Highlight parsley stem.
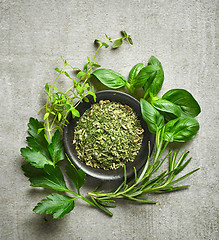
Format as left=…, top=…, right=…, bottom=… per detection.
left=65, top=189, right=96, bottom=207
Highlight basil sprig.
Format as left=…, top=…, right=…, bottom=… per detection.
left=92, top=55, right=164, bottom=98
left=92, top=55, right=201, bottom=142
left=150, top=97, right=182, bottom=120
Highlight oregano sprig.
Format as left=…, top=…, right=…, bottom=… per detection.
left=21, top=31, right=134, bottom=218
left=39, top=31, right=133, bottom=142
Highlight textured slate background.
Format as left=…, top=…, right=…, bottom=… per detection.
left=0, top=0, right=218, bottom=239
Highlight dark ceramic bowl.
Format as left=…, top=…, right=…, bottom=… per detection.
left=63, top=90, right=154, bottom=181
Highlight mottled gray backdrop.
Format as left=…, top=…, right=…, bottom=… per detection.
left=0, top=0, right=218, bottom=239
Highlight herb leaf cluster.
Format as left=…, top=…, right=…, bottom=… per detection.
left=22, top=118, right=97, bottom=219
left=21, top=31, right=201, bottom=218
left=91, top=56, right=164, bottom=96
left=40, top=31, right=133, bottom=142
left=21, top=118, right=64, bottom=168
left=91, top=55, right=201, bottom=142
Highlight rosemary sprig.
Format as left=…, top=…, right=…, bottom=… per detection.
left=88, top=129, right=199, bottom=215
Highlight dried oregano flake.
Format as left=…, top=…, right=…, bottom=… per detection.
left=73, top=100, right=144, bottom=170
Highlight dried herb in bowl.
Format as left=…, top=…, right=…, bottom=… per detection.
left=73, top=100, right=144, bottom=170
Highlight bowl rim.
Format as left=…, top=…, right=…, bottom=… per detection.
left=63, top=90, right=154, bottom=182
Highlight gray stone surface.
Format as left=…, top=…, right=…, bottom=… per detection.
left=0, top=0, right=218, bottom=239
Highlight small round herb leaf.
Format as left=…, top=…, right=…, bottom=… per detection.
left=112, top=39, right=123, bottom=48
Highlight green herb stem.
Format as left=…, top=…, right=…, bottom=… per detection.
left=65, top=189, right=96, bottom=207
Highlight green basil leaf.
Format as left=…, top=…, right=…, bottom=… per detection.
left=134, top=65, right=159, bottom=88
left=162, top=89, right=201, bottom=117
left=33, top=193, right=75, bottom=219
left=142, top=72, right=156, bottom=94
left=164, top=118, right=200, bottom=142
left=92, top=69, right=127, bottom=89
left=140, top=98, right=164, bottom=134
left=112, top=39, right=123, bottom=48
left=144, top=56, right=164, bottom=96
left=151, top=97, right=182, bottom=120
left=128, top=63, right=144, bottom=85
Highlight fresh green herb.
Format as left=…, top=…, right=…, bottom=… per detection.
left=21, top=118, right=64, bottom=168
left=88, top=93, right=200, bottom=215
left=21, top=31, right=201, bottom=219
left=143, top=56, right=164, bottom=97
left=111, top=30, right=133, bottom=48
left=73, top=100, right=144, bottom=170
left=33, top=193, right=75, bottom=219
left=40, top=31, right=133, bottom=142
left=91, top=54, right=201, bottom=140
left=163, top=117, right=200, bottom=142
left=92, top=55, right=164, bottom=98
left=150, top=96, right=182, bottom=121
left=128, top=63, right=144, bottom=90
left=162, top=89, right=201, bottom=118
left=21, top=31, right=134, bottom=218
left=140, top=98, right=164, bottom=134
left=21, top=119, right=98, bottom=219
left=91, top=69, right=127, bottom=89
left=88, top=129, right=199, bottom=214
